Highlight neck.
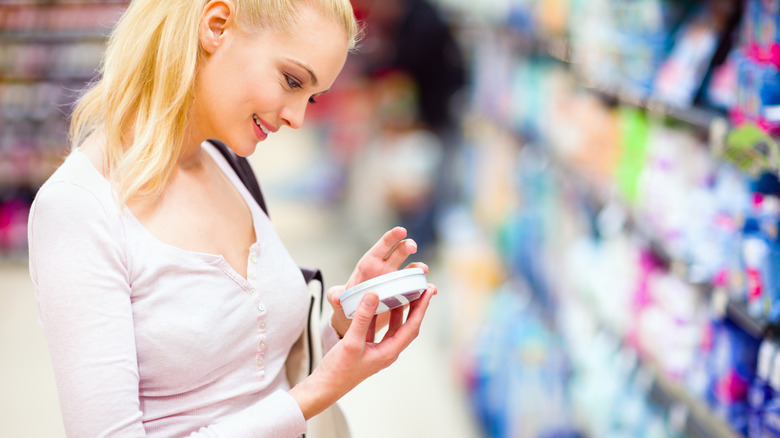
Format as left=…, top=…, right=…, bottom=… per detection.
left=178, top=139, right=205, bottom=169
left=179, top=107, right=209, bottom=169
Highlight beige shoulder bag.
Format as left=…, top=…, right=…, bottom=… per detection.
left=286, top=268, right=351, bottom=438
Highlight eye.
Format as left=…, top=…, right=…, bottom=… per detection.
left=285, top=75, right=302, bottom=90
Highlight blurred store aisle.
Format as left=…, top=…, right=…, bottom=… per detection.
left=0, top=262, right=64, bottom=437
left=252, top=128, right=482, bottom=438
left=0, top=127, right=480, bottom=438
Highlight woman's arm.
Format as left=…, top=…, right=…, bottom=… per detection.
left=29, top=181, right=146, bottom=437
left=303, top=227, right=437, bottom=419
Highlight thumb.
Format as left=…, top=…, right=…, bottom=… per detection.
left=345, top=292, right=379, bottom=342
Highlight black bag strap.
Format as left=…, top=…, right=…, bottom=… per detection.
left=208, top=139, right=269, bottom=217
left=300, top=266, right=325, bottom=315
left=207, top=139, right=324, bottom=299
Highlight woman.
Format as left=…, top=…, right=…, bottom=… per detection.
left=26, top=0, right=435, bottom=436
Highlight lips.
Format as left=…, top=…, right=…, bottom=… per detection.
left=252, top=114, right=271, bottom=140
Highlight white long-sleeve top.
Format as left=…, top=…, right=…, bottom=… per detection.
left=28, top=142, right=340, bottom=437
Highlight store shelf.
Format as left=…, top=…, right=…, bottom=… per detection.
left=544, top=145, right=693, bottom=279
left=725, top=300, right=776, bottom=340
left=448, top=0, right=772, bottom=436
left=509, top=32, right=573, bottom=64
left=587, top=81, right=729, bottom=135
left=508, top=33, right=731, bottom=146
left=0, top=30, right=110, bottom=43
left=563, top=263, right=742, bottom=438
left=0, top=0, right=126, bottom=5
left=649, top=371, right=739, bottom=438
left=0, top=0, right=127, bottom=256
left=0, top=73, right=97, bottom=83
left=544, top=143, right=773, bottom=359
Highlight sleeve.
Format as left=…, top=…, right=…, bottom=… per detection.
left=28, top=181, right=145, bottom=437
left=201, top=391, right=306, bottom=438
left=321, top=312, right=342, bottom=355
left=28, top=181, right=307, bottom=438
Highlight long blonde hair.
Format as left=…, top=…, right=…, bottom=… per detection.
left=69, top=0, right=360, bottom=204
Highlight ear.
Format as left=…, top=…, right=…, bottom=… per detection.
left=199, top=0, right=233, bottom=55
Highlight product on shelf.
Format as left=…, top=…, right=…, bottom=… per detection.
left=653, top=0, right=736, bottom=107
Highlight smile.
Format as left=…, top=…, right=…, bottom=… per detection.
left=253, top=114, right=270, bottom=136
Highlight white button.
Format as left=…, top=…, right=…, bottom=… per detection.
left=259, top=341, right=266, bottom=349
left=257, top=303, right=265, bottom=312
left=249, top=287, right=257, bottom=296
left=249, top=254, right=258, bottom=264
left=248, top=272, right=256, bottom=280
left=256, top=358, right=264, bottom=367
left=260, top=322, right=266, bottom=329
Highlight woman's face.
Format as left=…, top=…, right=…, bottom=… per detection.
left=193, top=3, right=350, bottom=156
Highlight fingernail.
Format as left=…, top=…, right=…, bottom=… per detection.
left=407, top=240, right=417, bottom=252
left=362, top=293, right=378, bottom=307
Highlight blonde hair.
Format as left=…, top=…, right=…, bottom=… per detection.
left=69, top=0, right=360, bottom=204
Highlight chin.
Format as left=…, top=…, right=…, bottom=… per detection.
left=232, top=141, right=259, bottom=158
left=212, top=137, right=256, bottom=158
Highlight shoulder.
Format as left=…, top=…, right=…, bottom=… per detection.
left=28, top=151, right=129, bottom=281
left=30, top=151, right=122, bottom=233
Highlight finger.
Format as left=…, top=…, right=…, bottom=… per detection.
left=405, top=286, right=436, bottom=328
left=404, top=262, right=429, bottom=274
left=367, top=227, right=408, bottom=261
left=382, top=306, right=405, bottom=340
left=382, top=238, right=418, bottom=269
left=408, top=285, right=436, bottom=314
left=366, top=315, right=377, bottom=343
left=327, top=285, right=346, bottom=308
left=378, top=287, right=434, bottom=350
left=344, top=292, right=379, bottom=344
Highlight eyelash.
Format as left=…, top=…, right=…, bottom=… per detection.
left=285, top=75, right=317, bottom=104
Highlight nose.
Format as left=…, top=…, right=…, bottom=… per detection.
left=280, top=99, right=307, bottom=130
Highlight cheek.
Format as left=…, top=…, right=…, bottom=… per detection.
left=248, top=83, right=288, bottom=114
left=202, top=54, right=284, bottom=118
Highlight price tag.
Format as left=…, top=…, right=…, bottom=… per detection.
left=710, top=287, right=729, bottom=319
left=708, top=117, right=728, bottom=157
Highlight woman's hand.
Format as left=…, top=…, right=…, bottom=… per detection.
left=290, top=283, right=436, bottom=420
left=327, top=227, right=429, bottom=338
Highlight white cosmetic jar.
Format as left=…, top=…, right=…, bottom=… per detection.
left=339, top=268, right=428, bottom=319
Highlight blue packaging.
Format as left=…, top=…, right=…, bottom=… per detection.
left=707, top=320, right=761, bottom=435
left=762, top=219, right=780, bottom=322
left=761, top=347, right=780, bottom=435
left=759, top=66, right=780, bottom=130
left=734, top=2, right=780, bottom=132
left=740, top=0, right=758, bottom=49
left=742, top=218, right=770, bottom=317
left=748, top=340, right=776, bottom=436
left=757, top=0, right=780, bottom=55
left=735, top=54, right=763, bottom=123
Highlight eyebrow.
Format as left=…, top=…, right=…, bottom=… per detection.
left=289, top=58, right=318, bottom=86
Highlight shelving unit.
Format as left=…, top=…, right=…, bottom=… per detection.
left=649, top=370, right=739, bottom=438
left=436, top=0, right=780, bottom=437
left=0, top=0, right=127, bottom=257
left=543, top=85, right=780, bottom=345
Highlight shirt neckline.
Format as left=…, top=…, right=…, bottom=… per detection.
left=69, top=143, right=264, bottom=289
